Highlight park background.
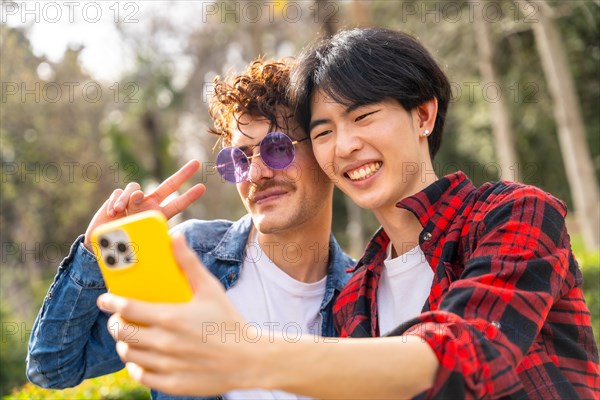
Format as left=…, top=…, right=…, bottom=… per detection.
left=1, top=0, right=599, bottom=398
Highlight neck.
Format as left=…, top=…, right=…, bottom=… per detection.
left=256, top=212, right=332, bottom=283
left=372, top=167, right=437, bottom=257
left=373, top=206, right=422, bottom=257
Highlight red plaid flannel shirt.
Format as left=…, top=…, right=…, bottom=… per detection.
left=334, top=171, right=599, bottom=399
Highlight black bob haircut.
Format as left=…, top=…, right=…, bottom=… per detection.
left=289, top=27, right=452, bottom=160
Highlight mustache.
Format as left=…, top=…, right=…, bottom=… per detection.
left=248, top=179, right=296, bottom=202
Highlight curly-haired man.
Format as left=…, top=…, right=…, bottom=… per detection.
left=27, top=58, right=353, bottom=400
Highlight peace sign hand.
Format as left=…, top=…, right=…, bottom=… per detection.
left=83, top=160, right=206, bottom=250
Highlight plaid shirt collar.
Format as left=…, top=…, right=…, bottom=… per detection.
left=348, top=171, right=475, bottom=274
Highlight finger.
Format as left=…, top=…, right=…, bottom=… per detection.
left=107, top=189, right=124, bottom=217
left=126, top=364, right=181, bottom=396
left=116, top=341, right=193, bottom=373
left=98, top=293, right=180, bottom=328
left=129, top=190, right=145, bottom=209
left=162, top=183, right=206, bottom=219
left=126, top=364, right=210, bottom=397
left=113, top=182, right=142, bottom=213
left=107, top=314, right=171, bottom=349
left=107, top=313, right=145, bottom=343
left=84, top=198, right=111, bottom=247
left=151, top=160, right=201, bottom=203
left=171, top=234, right=221, bottom=296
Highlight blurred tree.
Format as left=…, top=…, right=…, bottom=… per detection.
left=473, top=1, right=518, bottom=181
left=1, top=25, right=114, bottom=311
left=514, top=0, right=599, bottom=251
left=108, top=22, right=186, bottom=184
left=1, top=24, right=114, bottom=394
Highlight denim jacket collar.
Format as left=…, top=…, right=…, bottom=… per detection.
left=208, top=214, right=253, bottom=263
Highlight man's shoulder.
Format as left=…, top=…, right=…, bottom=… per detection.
left=170, top=216, right=250, bottom=253
left=472, top=180, right=567, bottom=216
left=462, top=180, right=569, bottom=244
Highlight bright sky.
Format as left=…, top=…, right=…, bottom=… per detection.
left=3, top=1, right=207, bottom=82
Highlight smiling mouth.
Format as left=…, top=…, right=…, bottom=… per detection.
left=345, top=162, right=383, bottom=181
left=252, top=189, right=289, bottom=204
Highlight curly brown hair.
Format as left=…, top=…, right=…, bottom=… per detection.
left=208, top=57, right=297, bottom=147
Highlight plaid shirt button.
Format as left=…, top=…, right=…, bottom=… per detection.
left=491, top=321, right=501, bottom=329
left=422, top=232, right=432, bottom=241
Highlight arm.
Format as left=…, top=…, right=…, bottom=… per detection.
left=26, top=236, right=122, bottom=388
left=258, top=334, right=437, bottom=399
left=98, top=235, right=438, bottom=398
left=27, top=160, right=205, bottom=388
left=99, top=186, right=585, bottom=399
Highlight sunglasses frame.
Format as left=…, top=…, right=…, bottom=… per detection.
left=216, top=131, right=309, bottom=183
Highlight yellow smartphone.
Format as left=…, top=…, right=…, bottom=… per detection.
left=90, top=210, right=193, bottom=303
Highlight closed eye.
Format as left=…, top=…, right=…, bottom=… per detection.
left=355, top=110, right=379, bottom=122
left=313, top=130, right=332, bottom=139
left=238, top=144, right=259, bottom=157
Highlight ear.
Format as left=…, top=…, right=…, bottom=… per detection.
left=414, top=98, right=438, bottom=135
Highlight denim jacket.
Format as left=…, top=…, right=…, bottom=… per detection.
left=26, top=214, right=353, bottom=400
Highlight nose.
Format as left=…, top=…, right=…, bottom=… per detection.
left=335, top=127, right=363, bottom=158
left=247, top=153, right=274, bottom=183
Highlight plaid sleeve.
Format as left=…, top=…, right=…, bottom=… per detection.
left=389, top=186, right=594, bottom=398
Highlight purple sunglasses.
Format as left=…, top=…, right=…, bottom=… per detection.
left=216, top=132, right=309, bottom=183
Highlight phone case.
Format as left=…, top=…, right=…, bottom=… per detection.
left=91, top=210, right=193, bottom=303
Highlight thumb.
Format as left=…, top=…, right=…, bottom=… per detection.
left=171, top=233, right=223, bottom=297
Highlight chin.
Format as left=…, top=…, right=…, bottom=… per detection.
left=339, top=189, right=377, bottom=210
left=353, top=194, right=389, bottom=211
left=252, top=215, right=291, bottom=234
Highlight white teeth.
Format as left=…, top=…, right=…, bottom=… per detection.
left=347, top=162, right=382, bottom=181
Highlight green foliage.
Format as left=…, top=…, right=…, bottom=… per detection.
left=104, top=123, right=151, bottom=183
left=572, top=235, right=600, bottom=345
left=583, top=263, right=600, bottom=346
left=0, top=307, right=28, bottom=396
left=4, top=370, right=149, bottom=400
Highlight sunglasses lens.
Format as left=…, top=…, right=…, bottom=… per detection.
left=216, top=147, right=249, bottom=183
left=260, top=132, right=295, bottom=170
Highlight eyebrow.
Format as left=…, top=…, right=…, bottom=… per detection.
left=308, top=102, right=365, bottom=132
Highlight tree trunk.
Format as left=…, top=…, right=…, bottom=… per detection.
left=515, top=0, right=599, bottom=250
left=142, top=110, right=166, bottom=181
left=473, top=2, right=519, bottom=181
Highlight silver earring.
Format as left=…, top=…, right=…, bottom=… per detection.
left=423, top=129, right=431, bottom=137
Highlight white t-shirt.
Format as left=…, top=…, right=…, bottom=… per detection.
left=224, top=234, right=327, bottom=400
left=377, top=244, right=434, bottom=336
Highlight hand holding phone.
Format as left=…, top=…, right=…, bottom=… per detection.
left=91, top=210, right=193, bottom=303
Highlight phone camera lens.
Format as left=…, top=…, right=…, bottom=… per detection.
left=106, top=255, right=116, bottom=266
left=100, top=238, right=109, bottom=248
left=117, top=242, right=127, bottom=253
